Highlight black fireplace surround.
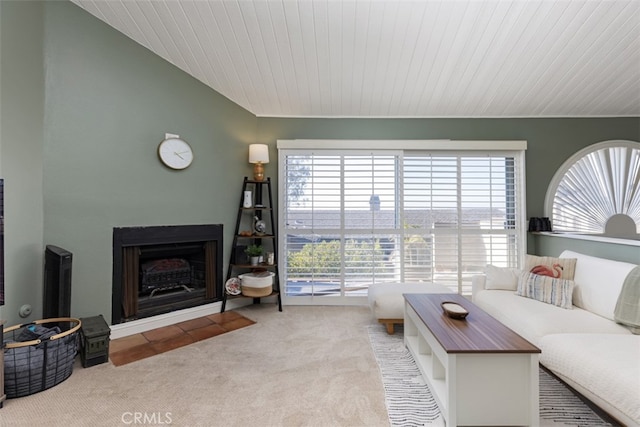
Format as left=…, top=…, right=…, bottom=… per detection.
left=112, top=224, right=223, bottom=325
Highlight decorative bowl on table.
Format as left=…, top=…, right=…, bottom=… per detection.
left=441, top=301, right=469, bottom=320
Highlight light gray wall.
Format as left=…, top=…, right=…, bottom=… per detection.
left=0, top=1, right=45, bottom=324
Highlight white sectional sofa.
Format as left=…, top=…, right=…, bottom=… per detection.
left=472, top=250, right=640, bottom=426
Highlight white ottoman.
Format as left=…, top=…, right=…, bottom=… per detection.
left=368, top=282, right=453, bottom=334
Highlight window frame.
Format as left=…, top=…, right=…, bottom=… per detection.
left=544, top=139, right=640, bottom=235
left=278, top=139, right=528, bottom=306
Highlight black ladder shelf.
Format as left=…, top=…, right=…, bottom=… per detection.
left=221, top=177, right=282, bottom=312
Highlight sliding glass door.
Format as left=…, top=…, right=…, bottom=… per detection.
left=279, top=141, right=525, bottom=305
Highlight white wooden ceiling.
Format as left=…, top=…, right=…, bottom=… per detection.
left=71, top=0, right=640, bottom=118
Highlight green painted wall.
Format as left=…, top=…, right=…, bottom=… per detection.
left=1, top=1, right=257, bottom=325
left=0, top=1, right=45, bottom=324
left=531, top=234, right=639, bottom=264
left=41, top=2, right=257, bottom=324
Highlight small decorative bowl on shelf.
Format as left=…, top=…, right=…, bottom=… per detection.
left=225, top=278, right=242, bottom=295
left=441, top=301, right=469, bottom=320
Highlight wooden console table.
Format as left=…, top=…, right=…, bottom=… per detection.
left=404, top=294, right=540, bottom=426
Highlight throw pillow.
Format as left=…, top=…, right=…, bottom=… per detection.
left=484, top=265, right=520, bottom=290
left=524, top=255, right=577, bottom=280
left=614, top=265, right=640, bottom=334
left=516, top=271, right=575, bottom=309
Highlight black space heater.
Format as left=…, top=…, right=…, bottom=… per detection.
left=43, top=245, right=73, bottom=318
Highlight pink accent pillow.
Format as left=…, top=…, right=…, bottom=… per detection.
left=524, top=255, right=577, bottom=280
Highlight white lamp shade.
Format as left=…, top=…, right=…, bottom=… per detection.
left=249, top=144, right=269, bottom=164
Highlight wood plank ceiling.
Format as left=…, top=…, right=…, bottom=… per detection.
left=71, top=0, right=640, bottom=118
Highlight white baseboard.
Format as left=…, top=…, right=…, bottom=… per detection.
left=109, top=298, right=255, bottom=340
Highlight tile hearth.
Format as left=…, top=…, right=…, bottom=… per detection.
left=109, top=311, right=255, bottom=366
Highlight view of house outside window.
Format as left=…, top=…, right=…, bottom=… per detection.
left=279, top=143, right=526, bottom=304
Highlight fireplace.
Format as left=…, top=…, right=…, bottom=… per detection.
left=112, top=224, right=223, bottom=324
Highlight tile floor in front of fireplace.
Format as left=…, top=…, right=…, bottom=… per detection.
left=108, top=311, right=255, bottom=366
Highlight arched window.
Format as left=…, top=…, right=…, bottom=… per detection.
left=545, top=140, right=640, bottom=238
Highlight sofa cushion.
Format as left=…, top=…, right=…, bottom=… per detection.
left=560, top=250, right=638, bottom=321
left=540, top=334, right=640, bottom=426
left=516, top=271, right=575, bottom=309
left=524, top=254, right=577, bottom=279
left=473, top=289, right=631, bottom=346
left=484, top=265, right=520, bottom=290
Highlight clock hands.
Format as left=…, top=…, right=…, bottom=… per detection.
left=173, top=150, right=190, bottom=160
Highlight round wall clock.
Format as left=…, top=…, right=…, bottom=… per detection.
left=157, top=137, right=194, bottom=170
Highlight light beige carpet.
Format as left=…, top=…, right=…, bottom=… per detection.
left=1, top=305, right=389, bottom=427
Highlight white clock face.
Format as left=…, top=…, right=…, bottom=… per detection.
left=158, top=138, right=194, bottom=170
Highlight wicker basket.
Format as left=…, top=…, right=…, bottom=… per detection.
left=3, top=317, right=81, bottom=398
left=239, top=272, right=274, bottom=297
left=241, top=286, right=273, bottom=297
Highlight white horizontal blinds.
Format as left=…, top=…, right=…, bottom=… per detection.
left=343, top=155, right=399, bottom=288
left=284, top=154, right=342, bottom=296
left=343, top=155, right=397, bottom=229
left=404, top=156, right=458, bottom=290
left=403, top=156, right=455, bottom=284
left=281, top=142, right=525, bottom=300
left=460, top=156, right=519, bottom=291
left=283, top=152, right=401, bottom=298
left=404, top=154, right=520, bottom=293
left=553, top=146, right=640, bottom=233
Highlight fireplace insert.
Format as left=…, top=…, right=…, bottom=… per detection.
left=112, top=224, right=223, bottom=324
left=140, top=258, right=192, bottom=295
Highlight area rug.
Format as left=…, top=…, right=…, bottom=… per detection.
left=368, top=325, right=613, bottom=427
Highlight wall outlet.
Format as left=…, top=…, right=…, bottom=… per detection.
left=19, top=304, right=32, bottom=318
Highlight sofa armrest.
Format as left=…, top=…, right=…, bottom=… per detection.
left=471, top=274, right=487, bottom=302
